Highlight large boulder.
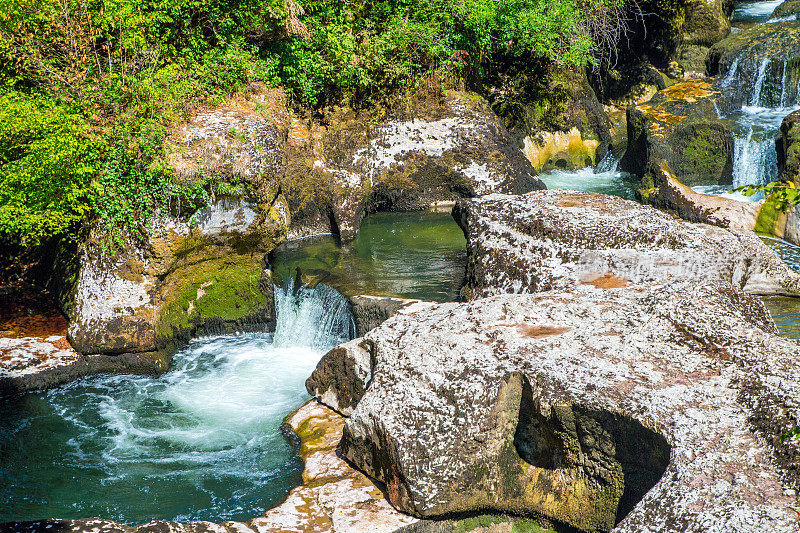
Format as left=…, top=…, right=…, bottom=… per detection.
left=311, top=91, right=544, bottom=241
left=620, top=80, right=734, bottom=191
left=67, top=196, right=287, bottom=356
left=308, top=281, right=800, bottom=532
left=452, top=190, right=800, bottom=300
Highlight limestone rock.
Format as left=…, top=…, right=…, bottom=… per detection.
left=251, top=401, right=418, bottom=533
left=642, top=162, right=763, bottom=230
left=315, top=92, right=544, bottom=241
left=310, top=282, right=800, bottom=531
left=68, top=197, right=286, bottom=356
left=348, top=295, right=423, bottom=337
left=453, top=190, right=800, bottom=300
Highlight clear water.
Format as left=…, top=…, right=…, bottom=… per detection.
left=538, top=167, right=637, bottom=200
left=0, top=282, right=353, bottom=524
left=271, top=209, right=467, bottom=302
left=762, top=237, right=800, bottom=338
left=732, top=0, right=783, bottom=23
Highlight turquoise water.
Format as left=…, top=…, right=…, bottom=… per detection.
left=762, top=237, right=800, bottom=338
left=537, top=166, right=637, bottom=200
left=0, top=283, right=352, bottom=524
left=271, top=209, right=467, bottom=302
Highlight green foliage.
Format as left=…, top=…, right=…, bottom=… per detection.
left=734, top=181, right=800, bottom=211
left=0, top=0, right=629, bottom=245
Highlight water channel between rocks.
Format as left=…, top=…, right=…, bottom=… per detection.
left=0, top=209, right=468, bottom=525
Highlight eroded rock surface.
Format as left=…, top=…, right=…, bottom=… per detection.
left=68, top=197, right=286, bottom=356
left=453, top=189, right=800, bottom=300
left=309, top=282, right=800, bottom=532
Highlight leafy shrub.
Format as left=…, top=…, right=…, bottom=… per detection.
left=0, top=0, right=630, bottom=245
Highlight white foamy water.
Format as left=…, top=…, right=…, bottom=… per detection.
left=539, top=163, right=635, bottom=200
left=732, top=0, right=783, bottom=23
left=1, top=280, right=354, bottom=523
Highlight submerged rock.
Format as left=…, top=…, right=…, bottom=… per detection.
left=309, top=282, right=800, bottom=532
left=453, top=189, right=800, bottom=300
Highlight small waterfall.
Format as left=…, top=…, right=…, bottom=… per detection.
left=595, top=150, right=622, bottom=173
left=780, top=60, right=789, bottom=107
left=720, top=58, right=740, bottom=88
left=750, top=58, right=771, bottom=107
left=732, top=129, right=778, bottom=188
left=273, top=278, right=354, bottom=350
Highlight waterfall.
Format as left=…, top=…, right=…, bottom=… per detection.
left=273, top=278, right=354, bottom=350
left=750, top=57, right=771, bottom=107
left=720, top=58, right=740, bottom=88
left=595, top=150, right=621, bottom=173
left=732, top=128, right=778, bottom=188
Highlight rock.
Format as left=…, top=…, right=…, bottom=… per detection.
left=307, top=301, right=438, bottom=416
left=620, top=80, right=734, bottom=189
left=309, top=282, right=800, bottom=531
left=315, top=91, right=544, bottom=241
left=678, top=0, right=733, bottom=72
left=68, top=197, right=286, bottom=356
left=0, top=401, right=418, bottom=533
left=0, top=336, right=167, bottom=396
left=251, top=401, right=418, bottom=533
left=348, top=295, right=422, bottom=337
left=452, top=189, right=800, bottom=300
left=707, top=22, right=800, bottom=107
left=641, top=162, right=763, bottom=230
left=491, top=68, right=612, bottom=171
left=771, top=0, right=800, bottom=21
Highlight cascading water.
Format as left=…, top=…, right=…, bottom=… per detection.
left=537, top=151, right=637, bottom=199
left=0, top=281, right=353, bottom=524
left=697, top=53, right=800, bottom=200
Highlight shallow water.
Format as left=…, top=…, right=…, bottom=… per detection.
left=271, top=209, right=467, bottom=302
left=762, top=237, right=800, bottom=338
left=0, top=283, right=352, bottom=524
left=538, top=166, right=637, bottom=200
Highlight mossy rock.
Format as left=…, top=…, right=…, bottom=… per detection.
left=771, top=0, right=800, bottom=20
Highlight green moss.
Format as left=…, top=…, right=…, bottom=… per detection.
left=755, top=195, right=783, bottom=235
left=155, top=251, right=267, bottom=343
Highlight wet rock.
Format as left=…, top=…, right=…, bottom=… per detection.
left=641, top=162, right=763, bottom=230
left=770, top=0, right=800, bottom=21
left=620, top=80, right=734, bottom=190
left=309, top=282, right=800, bottom=531
left=251, top=400, right=418, bottom=533
left=707, top=22, right=800, bottom=106
left=453, top=189, right=800, bottom=300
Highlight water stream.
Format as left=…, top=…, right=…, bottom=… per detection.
left=0, top=281, right=353, bottom=524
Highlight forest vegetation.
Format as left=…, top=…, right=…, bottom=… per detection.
left=0, top=0, right=631, bottom=245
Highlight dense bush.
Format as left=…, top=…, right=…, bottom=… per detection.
left=0, top=0, right=628, bottom=245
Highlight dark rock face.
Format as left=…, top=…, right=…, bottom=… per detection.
left=621, top=80, right=733, bottom=190
left=348, top=295, right=421, bottom=337
left=453, top=190, right=800, bottom=300
left=310, top=282, right=800, bottom=532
